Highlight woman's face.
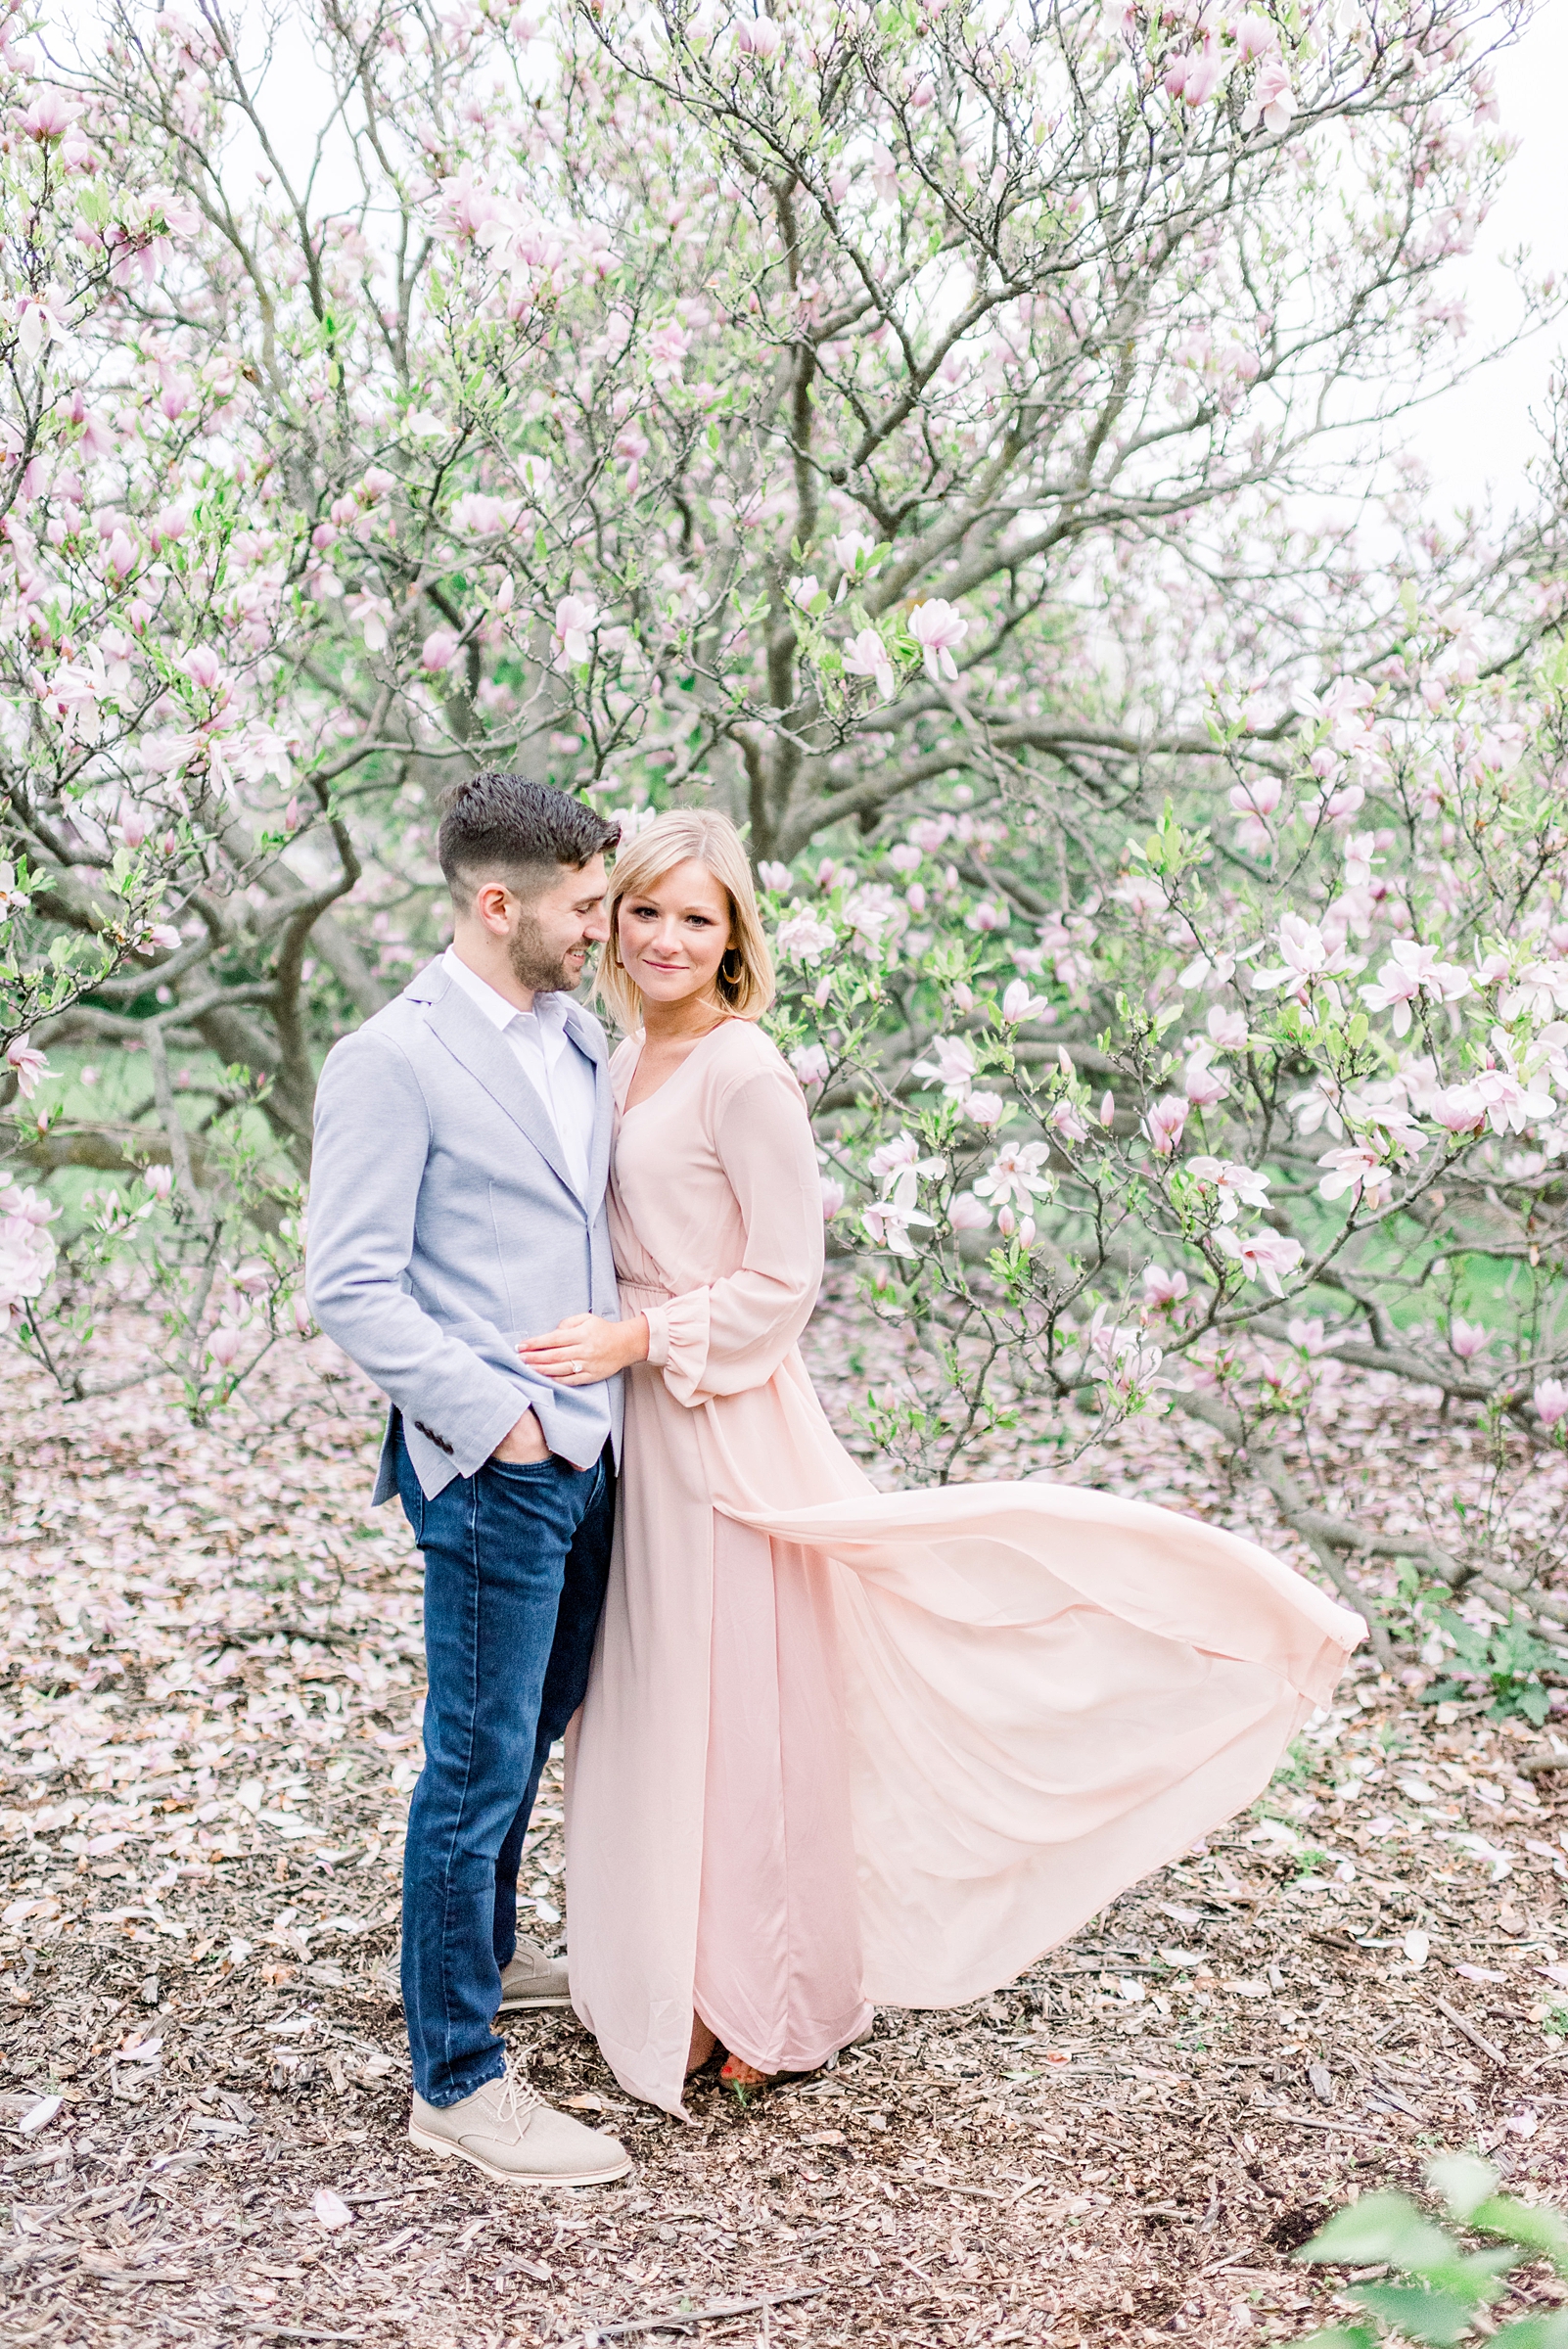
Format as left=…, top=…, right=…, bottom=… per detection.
left=617, top=857, right=734, bottom=1010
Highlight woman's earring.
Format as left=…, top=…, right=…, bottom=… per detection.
left=721, top=947, right=744, bottom=986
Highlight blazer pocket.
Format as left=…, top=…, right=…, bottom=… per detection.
left=488, top=1183, right=517, bottom=1330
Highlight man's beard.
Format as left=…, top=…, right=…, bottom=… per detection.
left=508, top=913, right=585, bottom=998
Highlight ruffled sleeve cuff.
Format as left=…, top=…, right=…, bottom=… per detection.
left=654, top=1287, right=713, bottom=1407
left=641, top=1306, right=670, bottom=1369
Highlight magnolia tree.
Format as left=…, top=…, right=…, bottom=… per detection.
left=4, top=0, right=1568, bottom=1656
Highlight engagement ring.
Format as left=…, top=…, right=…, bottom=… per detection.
left=570, top=1358, right=584, bottom=1374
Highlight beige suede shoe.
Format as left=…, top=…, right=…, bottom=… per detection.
left=409, top=2063, right=630, bottom=2187
left=375, top=1935, right=571, bottom=2010
left=498, top=1940, right=572, bottom=2011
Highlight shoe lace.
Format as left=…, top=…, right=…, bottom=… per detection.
left=494, top=2060, right=548, bottom=2127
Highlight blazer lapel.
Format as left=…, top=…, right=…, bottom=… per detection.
left=565, top=1002, right=614, bottom=1212
left=420, top=963, right=579, bottom=1200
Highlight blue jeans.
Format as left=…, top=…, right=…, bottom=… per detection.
left=394, top=1418, right=614, bottom=2107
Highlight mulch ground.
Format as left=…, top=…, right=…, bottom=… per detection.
left=3, top=1274, right=1567, bottom=2349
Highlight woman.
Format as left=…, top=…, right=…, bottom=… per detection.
left=521, top=809, right=1360, bottom=2119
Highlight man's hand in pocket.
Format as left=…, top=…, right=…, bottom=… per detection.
left=491, top=1408, right=550, bottom=1464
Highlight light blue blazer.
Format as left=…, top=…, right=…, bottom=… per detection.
left=304, top=955, right=623, bottom=1503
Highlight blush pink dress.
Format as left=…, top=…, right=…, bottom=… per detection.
left=565, top=1018, right=1361, bottom=2118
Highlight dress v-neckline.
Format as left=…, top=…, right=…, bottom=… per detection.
left=620, top=1019, right=734, bottom=1115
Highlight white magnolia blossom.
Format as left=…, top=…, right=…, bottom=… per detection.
left=973, top=1140, right=1051, bottom=1213
left=774, top=905, right=838, bottom=964
left=911, top=1034, right=977, bottom=1099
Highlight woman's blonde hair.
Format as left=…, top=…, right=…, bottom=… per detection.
left=597, top=807, right=775, bottom=1032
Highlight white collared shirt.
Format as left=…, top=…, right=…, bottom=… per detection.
left=441, top=946, right=597, bottom=1200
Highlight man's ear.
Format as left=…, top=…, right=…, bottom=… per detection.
left=472, top=880, right=512, bottom=934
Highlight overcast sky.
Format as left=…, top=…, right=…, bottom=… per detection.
left=207, top=1, right=1568, bottom=528
left=1401, top=0, right=1568, bottom=523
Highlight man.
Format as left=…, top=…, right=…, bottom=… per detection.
left=306, top=772, right=629, bottom=2187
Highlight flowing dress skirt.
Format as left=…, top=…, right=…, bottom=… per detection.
left=566, top=1022, right=1363, bottom=2119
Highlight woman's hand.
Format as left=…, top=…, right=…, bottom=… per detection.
left=519, top=1313, right=649, bottom=1387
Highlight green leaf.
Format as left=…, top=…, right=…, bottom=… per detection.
left=1347, top=2282, right=1481, bottom=2344
left=1298, top=2332, right=1377, bottom=2349
left=1298, top=2195, right=1458, bottom=2272
left=1490, top=2318, right=1568, bottom=2348
left=1428, top=2155, right=1499, bottom=2224
left=1472, top=2196, right=1568, bottom=2274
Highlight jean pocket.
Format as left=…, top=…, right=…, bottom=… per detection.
left=399, top=1480, right=426, bottom=1543
left=486, top=1454, right=557, bottom=1481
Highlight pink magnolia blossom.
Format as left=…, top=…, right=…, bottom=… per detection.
left=861, top=1197, right=934, bottom=1256
left=1229, top=775, right=1287, bottom=855
left=180, top=643, right=225, bottom=692
left=1241, top=57, right=1294, bottom=134
left=1228, top=775, right=1282, bottom=819
left=790, top=1044, right=830, bottom=1086
left=1317, top=1144, right=1392, bottom=1210
left=142, top=923, right=182, bottom=953
left=615, top=424, right=649, bottom=493
left=1182, top=1044, right=1228, bottom=1109
left=909, top=816, right=953, bottom=854
left=1143, top=1095, right=1188, bottom=1157
left=965, top=1090, right=1006, bottom=1128
left=775, top=906, right=837, bottom=963
left=1535, top=1378, right=1568, bottom=1428
left=868, top=144, right=899, bottom=207
left=1142, top=1265, right=1189, bottom=1310
left=1175, top=48, right=1224, bottom=106
left=1360, top=938, right=1471, bottom=1035
left=867, top=1131, right=945, bottom=1210
left=23, top=89, right=82, bottom=139
left=1207, top=1005, right=1249, bottom=1050
left=6, top=1037, right=49, bottom=1100
left=1047, top=1098, right=1089, bottom=1145
left=421, top=627, right=459, bottom=672
left=1230, top=13, right=1278, bottom=61
left=1449, top=1317, right=1489, bottom=1360
left=830, top=530, right=876, bottom=575
left=948, top=1191, right=992, bottom=1232
left=1473, top=1051, right=1554, bottom=1136
left=1000, top=978, right=1047, bottom=1024
left=647, top=323, right=690, bottom=383
left=1214, top=1225, right=1305, bottom=1296
left=17, top=286, right=69, bottom=362
left=757, top=861, right=792, bottom=893
left=142, top=1165, right=175, bottom=1201
left=1186, top=1155, right=1271, bottom=1222
left=208, top=1324, right=246, bottom=1368
left=905, top=599, right=968, bottom=684
left=819, top=1176, right=846, bottom=1221
left=347, top=593, right=392, bottom=653
left=735, top=14, right=783, bottom=59
left=0, top=1199, right=57, bottom=1327
left=1429, top=1084, right=1487, bottom=1135
left=843, top=627, right=896, bottom=700
left=974, top=1140, right=1052, bottom=1213
left=911, top=1035, right=976, bottom=1099
left=1254, top=913, right=1358, bottom=1003
left=553, top=594, right=598, bottom=667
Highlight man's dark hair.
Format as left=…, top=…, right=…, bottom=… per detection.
left=438, top=772, right=619, bottom=904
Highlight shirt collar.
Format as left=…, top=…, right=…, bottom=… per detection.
left=442, top=945, right=573, bottom=1041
